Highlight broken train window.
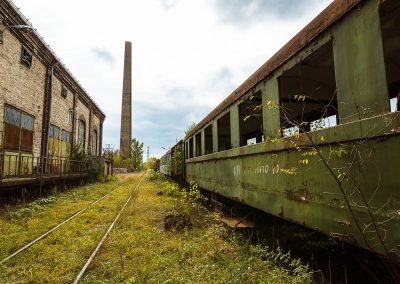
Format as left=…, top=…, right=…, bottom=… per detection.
left=239, top=91, right=263, bottom=146
left=217, top=112, right=231, bottom=151
left=380, top=0, right=400, bottom=112
left=204, top=124, right=213, bottom=154
left=278, top=41, right=338, bottom=137
left=195, top=132, right=201, bottom=156
left=189, top=137, right=194, bottom=158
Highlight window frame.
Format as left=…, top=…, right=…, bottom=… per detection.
left=3, top=105, right=35, bottom=153
left=61, top=84, right=68, bottom=98
left=92, top=129, right=98, bottom=155
left=78, top=119, right=86, bottom=148
left=20, top=45, right=33, bottom=67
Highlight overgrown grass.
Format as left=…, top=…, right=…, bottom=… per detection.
left=0, top=173, right=141, bottom=283
left=0, top=172, right=311, bottom=283
left=81, top=173, right=312, bottom=283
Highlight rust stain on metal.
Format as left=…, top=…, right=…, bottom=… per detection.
left=284, top=187, right=313, bottom=203
left=186, top=0, right=362, bottom=139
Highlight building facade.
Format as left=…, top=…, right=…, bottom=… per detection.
left=0, top=0, right=105, bottom=182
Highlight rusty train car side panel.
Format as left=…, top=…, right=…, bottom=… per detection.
left=182, top=0, right=400, bottom=256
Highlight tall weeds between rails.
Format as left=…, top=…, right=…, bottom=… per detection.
left=144, top=173, right=312, bottom=283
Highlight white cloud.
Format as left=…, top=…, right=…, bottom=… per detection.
left=11, top=0, right=332, bottom=158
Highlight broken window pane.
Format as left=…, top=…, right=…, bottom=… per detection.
left=204, top=125, right=213, bottom=154
left=21, top=45, right=33, bottom=67
left=239, top=91, right=263, bottom=146
left=217, top=112, right=231, bottom=151
left=278, top=41, right=338, bottom=136
left=380, top=0, right=400, bottom=112
left=195, top=132, right=201, bottom=156
left=189, top=137, right=193, bottom=158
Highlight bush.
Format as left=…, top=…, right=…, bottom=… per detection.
left=163, top=181, right=209, bottom=231
left=147, top=170, right=165, bottom=181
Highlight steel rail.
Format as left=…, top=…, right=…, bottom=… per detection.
left=73, top=175, right=145, bottom=284
left=0, top=180, right=130, bottom=264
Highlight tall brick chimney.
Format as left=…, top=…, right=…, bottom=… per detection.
left=120, top=41, right=132, bottom=159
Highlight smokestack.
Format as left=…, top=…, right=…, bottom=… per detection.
left=120, top=41, right=132, bottom=159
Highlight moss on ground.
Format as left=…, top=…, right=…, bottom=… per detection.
left=0, top=173, right=311, bottom=283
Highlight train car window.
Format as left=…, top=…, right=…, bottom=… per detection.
left=239, top=91, right=263, bottom=146
left=217, top=112, right=231, bottom=151
left=189, top=138, right=194, bottom=158
left=278, top=41, right=338, bottom=137
left=380, top=0, right=400, bottom=112
left=185, top=141, right=188, bottom=159
left=195, top=133, right=201, bottom=156
left=205, top=125, right=213, bottom=154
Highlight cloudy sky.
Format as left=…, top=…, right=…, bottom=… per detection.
left=13, top=0, right=332, bottom=158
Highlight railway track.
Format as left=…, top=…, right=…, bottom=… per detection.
left=0, top=173, right=145, bottom=283
left=73, top=175, right=144, bottom=283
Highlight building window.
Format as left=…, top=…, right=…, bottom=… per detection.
left=4, top=105, right=34, bottom=152
left=61, top=84, right=68, bottom=98
left=61, top=130, right=72, bottom=157
left=48, top=125, right=60, bottom=157
left=92, top=130, right=98, bottom=155
left=21, top=45, right=33, bottom=67
left=67, top=110, right=73, bottom=125
left=78, top=120, right=86, bottom=148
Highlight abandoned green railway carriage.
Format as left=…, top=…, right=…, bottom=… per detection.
left=184, top=0, right=400, bottom=255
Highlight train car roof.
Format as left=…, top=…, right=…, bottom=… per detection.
left=185, top=0, right=361, bottom=139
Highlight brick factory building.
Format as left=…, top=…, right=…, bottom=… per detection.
left=0, top=0, right=107, bottom=188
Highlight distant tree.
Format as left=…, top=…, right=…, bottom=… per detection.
left=145, top=157, right=158, bottom=171
left=185, top=122, right=196, bottom=136
left=112, top=149, right=122, bottom=167
left=129, top=138, right=144, bottom=170
left=102, top=144, right=114, bottom=160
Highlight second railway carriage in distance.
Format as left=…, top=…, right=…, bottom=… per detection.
left=181, top=0, right=400, bottom=256
left=160, top=140, right=184, bottom=182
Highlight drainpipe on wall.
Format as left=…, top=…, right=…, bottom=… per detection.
left=88, top=110, right=92, bottom=155
left=71, top=92, right=77, bottom=156
left=99, top=119, right=103, bottom=157
left=41, top=61, right=59, bottom=159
